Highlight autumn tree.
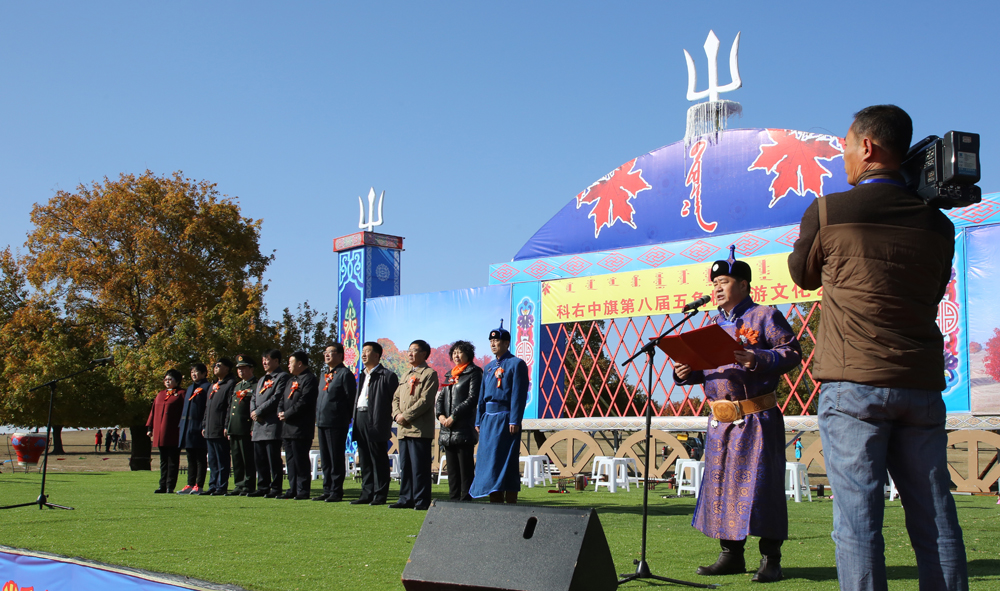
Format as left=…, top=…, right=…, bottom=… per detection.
left=276, top=302, right=336, bottom=365
left=10, top=170, right=272, bottom=468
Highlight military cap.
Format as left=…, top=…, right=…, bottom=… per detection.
left=235, top=354, right=254, bottom=368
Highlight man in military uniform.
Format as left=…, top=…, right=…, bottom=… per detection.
left=227, top=354, right=257, bottom=496
left=315, top=343, right=357, bottom=503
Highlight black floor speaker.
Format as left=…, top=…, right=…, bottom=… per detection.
left=401, top=501, right=618, bottom=591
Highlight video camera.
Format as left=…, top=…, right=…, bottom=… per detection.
left=901, top=131, right=981, bottom=209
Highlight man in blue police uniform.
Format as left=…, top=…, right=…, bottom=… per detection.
left=469, top=320, right=529, bottom=504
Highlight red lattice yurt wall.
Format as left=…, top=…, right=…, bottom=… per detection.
left=538, top=302, right=823, bottom=419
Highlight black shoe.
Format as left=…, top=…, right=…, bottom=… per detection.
left=211, top=489, right=228, bottom=496
left=369, top=497, right=386, bottom=506
left=198, top=489, right=215, bottom=496
left=153, top=488, right=167, bottom=494
left=264, top=491, right=280, bottom=499
left=225, top=490, right=242, bottom=496
left=751, top=557, right=783, bottom=583
left=241, top=491, right=253, bottom=496
left=294, top=494, right=311, bottom=500
left=278, top=491, right=296, bottom=499
left=325, top=495, right=343, bottom=503
left=414, top=504, right=429, bottom=511
left=313, top=493, right=330, bottom=501
left=247, top=490, right=267, bottom=497
left=350, top=498, right=371, bottom=505
left=696, top=552, right=746, bottom=576
left=389, top=501, right=415, bottom=509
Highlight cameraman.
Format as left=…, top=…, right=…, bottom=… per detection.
left=788, top=105, right=967, bottom=591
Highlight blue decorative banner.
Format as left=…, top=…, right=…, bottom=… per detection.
left=1, top=549, right=211, bottom=591
left=511, top=283, right=541, bottom=419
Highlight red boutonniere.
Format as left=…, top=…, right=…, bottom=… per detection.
left=494, top=367, right=504, bottom=388
left=235, top=388, right=251, bottom=401
left=408, top=375, right=419, bottom=395
left=188, top=387, right=204, bottom=401
left=288, top=381, right=300, bottom=399
left=166, top=389, right=180, bottom=397
left=261, top=379, right=274, bottom=392
left=737, top=327, right=760, bottom=346
left=324, top=372, right=333, bottom=392
left=210, top=383, right=220, bottom=399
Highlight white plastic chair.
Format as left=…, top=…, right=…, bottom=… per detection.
left=785, top=461, right=812, bottom=502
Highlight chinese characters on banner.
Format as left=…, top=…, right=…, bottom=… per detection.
left=540, top=252, right=820, bottom=324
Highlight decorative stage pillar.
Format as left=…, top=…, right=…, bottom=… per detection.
left=334, top=231, right=404, bottom=375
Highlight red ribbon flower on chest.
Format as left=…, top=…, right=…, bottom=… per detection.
left=235, top=388, right=251, bottom=401
left=188, top=387, right=204, bottom=401
left=288, top=381, right=300, bottom=399
left=494, top=367, right=504, bottom=388
left=737, top=326, right=760, bottom=346
left=324, top=372, right=333, bottom=392
left=408, top=375, right=419, bottom=395
left=261, top=379, right=274, bottom=392
left=210, top=383, right=220, bottom=399
left=167, top=388, right=180, bottom=397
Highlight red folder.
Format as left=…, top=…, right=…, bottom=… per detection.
left=654, top=324, right=744, bottom=371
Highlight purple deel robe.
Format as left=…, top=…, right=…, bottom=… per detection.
left=674, top=296, right=801, bottom=541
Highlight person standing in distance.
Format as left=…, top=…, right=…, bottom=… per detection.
left=227, top=354, right=257, bottom=496
left=351, top=342, right=399, bottom=506
left=389, top=340, right=438, bottom=510
left=469, top=321, right=528, bottom=504
left=201, top=357, right=235, bottom=495
left=278, top=350, right=318, bottom=500
left=248, top=350, right=289, bottom=498
left=315, top=343, right=357, bottom=503
left=176, top=363, right=210, bottom=495
left=147, top=369, right=185, bottom=494
left=788, top=104, right=967, bottom=591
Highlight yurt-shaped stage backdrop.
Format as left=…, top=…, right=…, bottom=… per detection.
left=336, top=127, right=1000, bottom=489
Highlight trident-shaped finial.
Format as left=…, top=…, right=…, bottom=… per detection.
left=684, top=30, right=742, bottom=103
left=358, top=187, right=384, bottom=232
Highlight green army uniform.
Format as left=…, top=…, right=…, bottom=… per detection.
left=228, top=354, right=257, bottom=495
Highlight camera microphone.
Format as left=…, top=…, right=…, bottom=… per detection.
left=90, top=357, right=114, bottom=367
left=682, top=295, right=712, bottom=312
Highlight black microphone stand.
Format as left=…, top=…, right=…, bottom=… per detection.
left=1, top=360, right=110, bottom=510
left=618, top=307, right=716, bottom=589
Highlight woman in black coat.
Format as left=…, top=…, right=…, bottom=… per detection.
left=436, top=340, right=482, bottom=501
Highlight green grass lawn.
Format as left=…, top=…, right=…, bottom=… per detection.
left=1, top=471, right=998, bottom=590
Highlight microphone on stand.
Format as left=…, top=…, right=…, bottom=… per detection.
left=681, top=295, right=712, bottom=312
left=89, top=357, right=114, bottom=367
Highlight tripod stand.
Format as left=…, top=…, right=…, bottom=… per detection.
left=618, top=309, right=715, bottom=589
left=1, top=360, right=110, bottom=510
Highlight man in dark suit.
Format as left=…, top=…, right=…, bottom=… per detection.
left=278, top=350, right=318, bottom=500
left=315, top=343, right=357, bottom=502
left=350, top=341, right=399, bottom=506
left=248, top=349, right=289, bottom=498
left=201, top=357, right=236, bottom=495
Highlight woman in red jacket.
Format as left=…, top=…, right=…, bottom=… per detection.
left=147, top=369, right=185, bottom=494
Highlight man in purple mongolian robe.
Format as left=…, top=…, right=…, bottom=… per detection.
left=673, top=247, right=801, bottom=583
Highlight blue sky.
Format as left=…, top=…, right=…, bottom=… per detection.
left=2, top=1, right=999, bottom=319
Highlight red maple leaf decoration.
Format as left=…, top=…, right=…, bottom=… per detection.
left=576, top=158, right=651, bottom=238
left=748, top=130, right=843, bottom=207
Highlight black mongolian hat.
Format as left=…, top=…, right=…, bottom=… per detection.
left=235, top=354, right=254, bottom=368
left=489, top=319, right=511, bottom=341
left=710, top=245, right=752, bottom=283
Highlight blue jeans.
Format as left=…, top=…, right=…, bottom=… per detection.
left=818, top=382, right=967, bottom=591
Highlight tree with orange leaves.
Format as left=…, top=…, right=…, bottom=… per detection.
left=1, top=170, right=275, bottom=467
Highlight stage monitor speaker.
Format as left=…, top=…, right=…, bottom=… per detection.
left=401, top=501, right=618, bottom=591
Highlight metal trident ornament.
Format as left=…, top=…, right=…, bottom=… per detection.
left=358, top=187, right=384, bottom=232
left=684, top=30, right=742, bottom=103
